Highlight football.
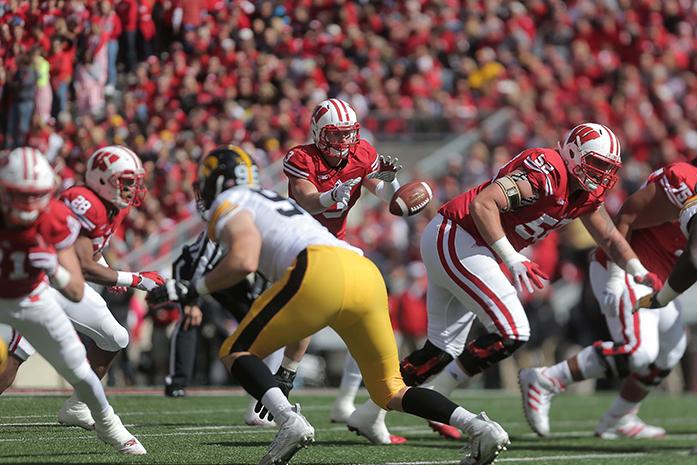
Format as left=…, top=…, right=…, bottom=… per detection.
left=389, top=181, right=433, bottom=217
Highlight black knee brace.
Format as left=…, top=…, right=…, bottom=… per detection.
left=400, top=340, right=453, bottom=386
left=632, top=363, right=671, bottom=388
left=457, top=333, right=525, bottom=376
left=592, top=341, right=631, bottom=378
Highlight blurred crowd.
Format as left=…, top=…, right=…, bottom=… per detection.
left=1, top=1, right=696, bottom=389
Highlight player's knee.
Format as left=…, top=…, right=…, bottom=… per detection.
left=457, top=333, right=526, bottom=376
left=632, top=363, right=672, bottom=388
left=399, top=340, right=453, bottom=386
left=629, top=342, right=659, bottom=373
left=100, top=324, right=129, bottom=352
left=369, top=379, right=406, bottom=411
left=592, top=341, right=632, bottom=378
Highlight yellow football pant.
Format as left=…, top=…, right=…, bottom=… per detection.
left=219, top=245, right=405, bottom=409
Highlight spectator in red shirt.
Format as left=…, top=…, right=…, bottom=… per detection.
left=48, top=36, right=75, bottom=117
left=393, top=261, right=429, bottom=356
left=115, top=0, right=138, bottom=71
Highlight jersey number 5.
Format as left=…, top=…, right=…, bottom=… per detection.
left=515, top=214, right=568, bottom=241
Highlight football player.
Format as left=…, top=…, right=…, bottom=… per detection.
left=147, top=146, right=511, bottom=465
left=401, top=123, right=661, bottom=439
left=0, top=146, right=164, bottom=431
left=282, top=98, right=404, bottom=444
left=0, top=147, right=145, bottom=454
left=520, top=161, right=696, bottom=438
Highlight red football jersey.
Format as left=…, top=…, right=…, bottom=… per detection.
left=0, top=200, right=81, bottom=298
left=597, top=162, right=697, bottom=281
left=439, top=148, right=606, bottom=252
left=59, top=186, right=129, bottom=255
left=283, top=139, right=379, bottom=239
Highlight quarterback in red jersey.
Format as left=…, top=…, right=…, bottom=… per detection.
left=400, top=123, right=661, bottom=436
left=281, top=98, right=405, bottom=444
left=0, top=147, right=145, bottom=454
left=520, top=161, right=697, bottom=439
left=0, top=146, right=164, bottom=432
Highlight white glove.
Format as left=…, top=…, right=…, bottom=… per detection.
left=319, top=177, right=362, bottom=208
left=601, top=262, right=625, bottom=317
left=367, top=155, right=402, bottom=182
left=491, top=237, right=548, bottom=294
left=28, top=246, right=58, bottom=276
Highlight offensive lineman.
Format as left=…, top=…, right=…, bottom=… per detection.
left=0, top=146, right=165, bottom=430
left=0, top=147, right=145, bottom=454
left=519, top=161, right=696, bottom=438
left=400, top=123, right=661, bottom=439
left=147, top=145, right=511, bottom=465
left=281, top=98, right=404, bottom=444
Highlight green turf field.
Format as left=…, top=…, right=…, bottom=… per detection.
left=1, top=390, right=695, bottom=464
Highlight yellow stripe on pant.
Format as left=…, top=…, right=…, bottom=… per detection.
left=219, top=245, right=405, bottom=409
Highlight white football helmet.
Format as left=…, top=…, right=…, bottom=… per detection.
left=558, top=123, right=621, bottom=191
left=0, top=147, right=56, bottom=225
left=85, top=145, right=145, bottom=209
left=311, top=98, right=360, bottom=159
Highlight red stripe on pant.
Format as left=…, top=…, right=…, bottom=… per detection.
left=435, top=220, right=512, bottom=337
left=9, top=329, right=22, bottom=353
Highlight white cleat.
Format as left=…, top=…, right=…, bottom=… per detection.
left=596, top=414, right=666, bottom=439
left=347, top=401, right=407, bottom=445
left=95, top=407, right=147, bottom=455
left=330, top=398, right=355, bottom=423
left=245, top=398, right=277, bottom=428
left=58, top=395, right=95, bottom=431
left=461, top=412, right=510, bottom=465
left=518, top=368, right=561, bottom=437
left=259, top=404, right=315, bottom=465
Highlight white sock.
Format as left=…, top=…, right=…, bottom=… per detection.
left=576, top=345, right=608, bottom=380
left=71, top=363, right=110, bottom=423
left=426, top=360, right=468, bottom=396
left=543, top=361, right=573, bottom=387
left=336, top=355, right=362, bottom=403
left=263, top=348, right=284, bottom=373
left=448, top=406, right=477, bottom=430
left=261, top=387, right=294, bottom=423
left=604, top=396, right=640, bottom=421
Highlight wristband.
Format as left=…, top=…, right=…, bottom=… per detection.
left=655, top=282, right=679, bottom=307
left=50, top=265, right=72, bottom=290
left=318, top=190, right=335, bottom=208
left=490, top=236, right=519, bottom=265
left=375, top=178, right=401, bottom=203
left=625, top=258, right=649, bottom=277
left=281, top=356, right=300, bottom=373
left=194, top=277, right=210, bottom=296
left=116, top=271, right=137, bottom=287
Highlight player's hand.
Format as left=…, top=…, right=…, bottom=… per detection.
left=506, top=255, right=548, bottom=294
left=601, top=274, right=625, bottom=317
left=132, top=271, right=167, bottom=291
left=367, top=155, right=402, bottom=182
left=182, top=304, right=203, bottom=330
left=634, top=272, right=663, bottom=291
left=633, top=291, right=661, bottom=312
left=146, top=280, right=198, bottom=307
left=107, top=285, right=128, bottom=294
left=254, top=366, right=296, bottom=421
left=28, top=244, right=58, bottom=276
left=331, top=177, right=362, bottom=204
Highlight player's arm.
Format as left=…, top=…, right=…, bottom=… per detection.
left=580, top=206, right=660, bottom=288
left=288, top=176, right=361, bottom=214
left=470, top=170, right=549, bottom=293
left=74, top=235, right=165, bottom=291
left=614, top=182, right=679, bottom=239
left=55, top=246, right=85, bottom=302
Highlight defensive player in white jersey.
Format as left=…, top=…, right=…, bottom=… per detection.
left=0, top=147, right=145, bottom=455
left=0, top=146, right=165, bottom=431
left=147, top=145, right=511, bottom=465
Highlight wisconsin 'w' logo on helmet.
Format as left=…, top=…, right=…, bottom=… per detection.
left=195, top=145, right=259, bottom=212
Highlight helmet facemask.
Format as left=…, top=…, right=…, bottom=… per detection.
left=318, top=124, right=360, bottom=159
left=0, top=185, right=53, bottom=226
left=110, top=171, right=146, bottom=208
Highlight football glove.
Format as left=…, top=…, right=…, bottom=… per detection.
left=107, top=285, right=129, bottom=294
left=319, top=177, right=362, bottom=208
left=254, top=366, right=296, bottom=421
left=506, top=254, right=548, bottom=294
left=634, top=272, right=662, bottom=291
left=367, top=155, right=402, bottom=182
left=132, top=271, right=167, bottom=291
left=601, top=264, right=625, bottom=318
left=146, top=280, right=198, bottom=307
left=27, top=244, right=58, bottom=276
